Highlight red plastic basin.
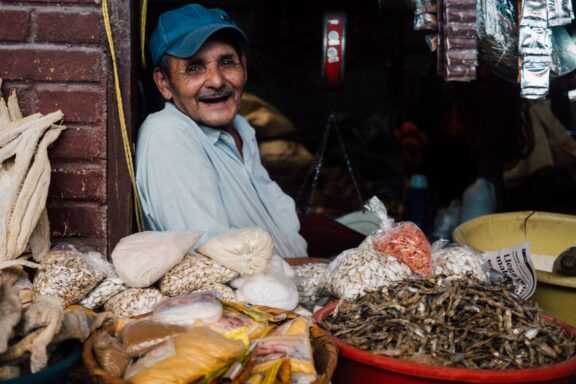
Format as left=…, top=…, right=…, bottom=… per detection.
left=313, top=303, right=576, bottom=384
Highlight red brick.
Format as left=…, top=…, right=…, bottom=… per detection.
left=0, top=82, right=35, bottom=116
left=47, top=201, right=106, bottom=237
left=48, top=124, right=105, bottom=160
left=36, top=85, right=106, bottom=124
left=0, top=48, right=103, bottom=82
left=49, top=161, right=106, bottom=202
left=36, top=10, right=101, bottom=44
left=0, top=10, right=29, bottom=41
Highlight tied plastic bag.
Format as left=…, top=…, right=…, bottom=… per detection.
left=431, top=240, right=489, bottom=281
left=120, top=318, right=188, bottom=357
left=152, top=292, right=224, bottom=327
left=364, top=196, right=432, bottom=276
left=104, top=288, right=165, bottom=318
left=124, top=326, right=246, bottom=384
left=321, top=247, right=412, bottom=299
left=93, top=330, right=131, bottom=377
left=159, top=252, right=238, bottom=297
left=197, top=227, right=274, bottom=276
left=293, top=263, right=328, bottom=309
left=33, top=244, right=107, bottom=307
left=236, top=273, right=299, bottom=311
left=111, top=231, right=202, bottom=288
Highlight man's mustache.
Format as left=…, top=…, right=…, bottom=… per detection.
left=198, top=88, right=234, bottom=100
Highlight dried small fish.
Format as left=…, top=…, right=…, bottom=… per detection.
left=322, top=276, right=576, bottom=369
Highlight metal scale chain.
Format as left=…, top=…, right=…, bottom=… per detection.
left=304, top=98, right=364, bottom=214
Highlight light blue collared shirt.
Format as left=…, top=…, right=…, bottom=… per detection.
left=135, top=102, right=308, bottom=258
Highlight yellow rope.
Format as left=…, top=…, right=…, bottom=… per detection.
left=102, top=0, right=145, bottom=232
left=140, top=0, right=148, bottom=69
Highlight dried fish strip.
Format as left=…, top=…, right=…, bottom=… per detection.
left=322, top=276, right=576, bottom=369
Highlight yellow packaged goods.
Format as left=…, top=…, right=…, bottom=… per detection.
left=120, top=319, right=187, bottom=357
left=92, top=329, right=131, bottom=378
left=124, top=326, right=246, bottom=384
left=209, top=308, right=273, bottom=341
left=250, top=334, right=316, bottom=383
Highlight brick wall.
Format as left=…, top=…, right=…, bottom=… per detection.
left=0, top=0, right=134, bottom=256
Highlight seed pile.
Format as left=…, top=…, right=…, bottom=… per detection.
left=322, top=276, right=576, bottom=369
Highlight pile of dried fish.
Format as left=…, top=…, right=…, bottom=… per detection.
left=322, top=276, right=576, bottom=369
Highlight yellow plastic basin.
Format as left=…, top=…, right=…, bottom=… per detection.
left=453, top=211, right=576, bottom=326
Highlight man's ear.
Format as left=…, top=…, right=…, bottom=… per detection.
left=153, top=68, right=173, bottom=100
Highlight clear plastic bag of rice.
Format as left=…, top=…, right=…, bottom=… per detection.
left=33, top=244, right=107, bottom=307
left=293, top=263, right=328, bottom=308
left=159, top=252, right=238, bottom=297
left=79, top=276, right=126, bottom=310
left=432, top=240, right=488, bottom=281
left=104, top=288, right=165, bottom=318
left=321, top=247, right=413, bottom=299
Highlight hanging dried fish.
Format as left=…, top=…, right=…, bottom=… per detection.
left=322, top=275, right=576, bottom=369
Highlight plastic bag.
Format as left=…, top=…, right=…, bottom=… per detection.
left=477, top=0, right=518, bottom=83
left=197, top=227, right=274, bottom=276
left=364, top=196, right=432, bottom=276
left=250, top=334, right=316, bottom=382
left=124, top=326, right=246, bottom=384
left=104, top=288, right=165, bottom=318
left=152, top=292, right=223, bottom=327
left=431, top=240, right=489, bottom=281
left=293, top=263, right=328, bottom=309
left=208, top=308, right=272, bottom=341
left=192, top=283, right=236, bottom=301
left=33, top=244, right=107, bottom=307
left=159, top=252, right=238, bottom=297
left=93, top=329, right=131, bottom=377
left=320, top=247, right=412, bottom=299
left=236, top=273, right=299, bottom=311
left=120, top=318, right=187, bottom=357
left=111, top=230, right=202, bottom=288
left=79, top=276, right=126, bottom=310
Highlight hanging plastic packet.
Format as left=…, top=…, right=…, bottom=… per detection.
left=547, top=0, right=574, bottom=26
left=364, top=196, right=432, bottom=276
left=414, top=0, right=438, bottom=31
left=519, top=0, right=553, bottom=98
left=443, top=0, right=478, bottom=81
left=476, top=0, right=518, bottom=82
left=521, top=55, right=553, bottom=99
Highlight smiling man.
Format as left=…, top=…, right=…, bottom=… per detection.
left=135, top=4, right=308, bottom=258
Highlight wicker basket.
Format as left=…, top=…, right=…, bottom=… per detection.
left=83, top=306, right=338, bottom=384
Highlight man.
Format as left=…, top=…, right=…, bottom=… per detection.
left=135, top=3, right=308, bottom=258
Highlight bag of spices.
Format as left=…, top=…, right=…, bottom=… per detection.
left=363, top=196, right=432, bottom=276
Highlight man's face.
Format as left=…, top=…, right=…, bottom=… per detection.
left=154, top=39, right=246, bottom=129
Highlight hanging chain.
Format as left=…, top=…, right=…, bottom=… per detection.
left=333, top=119, right=364, bottom=209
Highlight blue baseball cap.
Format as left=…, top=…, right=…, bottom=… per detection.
left=149, top=4, right=248, bottom=67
